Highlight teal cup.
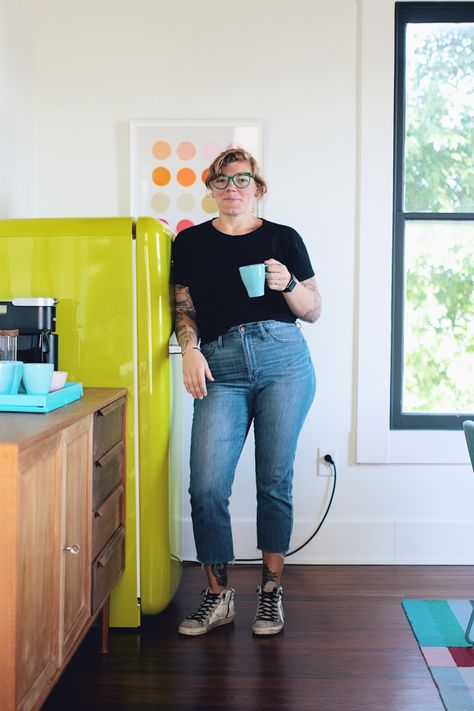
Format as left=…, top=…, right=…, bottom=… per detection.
left=2, top=361, right=24, bottom=394
left=0, top=362, right=16, bottom=394
left=239, top=263, right=266, bottom=298
left=22, top=362, right=54, bottom=395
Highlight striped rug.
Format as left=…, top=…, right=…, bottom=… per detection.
left=402, top=600, right=474, bottom=710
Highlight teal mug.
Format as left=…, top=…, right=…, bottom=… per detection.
left=239, top=263, right=266, bottom=298
left=3, top=361, right=24, bottom=394
left=22, top=363, right=54, bottom=395
left=0, top=362, right=16, bottom=394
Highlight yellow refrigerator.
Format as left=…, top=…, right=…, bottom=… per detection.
left=0, top=216, right=182, bottom=626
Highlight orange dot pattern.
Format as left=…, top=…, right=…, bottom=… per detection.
left=177, top=168, right=196, bottom=187
left=177, top=141, right=196, bottom=160
left=152, top=166, right=171, bottom=186
left=146, top=137, right=239, bottom=233
left=152, top=141, right=171, bottom=159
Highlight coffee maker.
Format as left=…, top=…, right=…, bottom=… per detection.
left=0, top=298, right=58, bottom=368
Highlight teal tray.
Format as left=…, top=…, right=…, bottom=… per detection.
left=0, top=382, right=83, bottom=413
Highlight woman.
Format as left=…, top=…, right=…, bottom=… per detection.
left=172, top=148, right=321, bottom=636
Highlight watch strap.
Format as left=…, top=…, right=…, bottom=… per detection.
left=283, top=274, right=297, bottom=293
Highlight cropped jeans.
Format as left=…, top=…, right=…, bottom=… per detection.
left=189, top=320, right=316, bottom=564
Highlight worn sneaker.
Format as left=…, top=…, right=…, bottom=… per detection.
left=178, top=588, right=235, bottom=636
left=252, top=581, right=284, bottom=635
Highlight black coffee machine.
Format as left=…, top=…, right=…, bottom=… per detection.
left=0, top=298, right=59, bottom=368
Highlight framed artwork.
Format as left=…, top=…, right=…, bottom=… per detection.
left=130, top=119, right=264, bottom=234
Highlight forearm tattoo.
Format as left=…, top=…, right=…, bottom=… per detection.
left=174, top=284, right=199, bottom=353
left=211, top=563, right=228, bottom=588
left=299, top=277, right=322, bottom=323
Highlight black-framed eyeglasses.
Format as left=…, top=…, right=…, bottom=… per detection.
left=210, top=172, right=254, bottom=190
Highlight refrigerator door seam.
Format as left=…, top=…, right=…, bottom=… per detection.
left=132, top=234, right=141, bottom=603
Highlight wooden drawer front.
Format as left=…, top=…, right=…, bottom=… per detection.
left=93, top=398, right=125, bottom=461
left=93, top=441, right=123, bottom=509
left=91, top=526, right=125, bottom=614
left=92, top=484, right=124, bottom=560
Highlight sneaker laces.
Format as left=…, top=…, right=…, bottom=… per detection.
left=255, top=587, right=280, bottom=622
left=187, top=589, right=222, bottom=623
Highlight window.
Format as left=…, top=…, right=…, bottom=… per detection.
left=391, top=2, right=474, bottom=430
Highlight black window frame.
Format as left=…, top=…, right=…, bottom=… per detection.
left=391, top=2, right=474, bottom=431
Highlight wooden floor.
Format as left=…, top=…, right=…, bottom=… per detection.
left=42, top=564, right=474, bottom=710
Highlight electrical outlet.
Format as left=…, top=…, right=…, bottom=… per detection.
left=317, top=447, right=337, bottom=476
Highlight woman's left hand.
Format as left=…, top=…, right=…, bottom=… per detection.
left=264, top=259, right=291, bottom=291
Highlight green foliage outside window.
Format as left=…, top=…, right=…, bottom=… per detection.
left=402, top=22, right=474, bottom=414
left=404, top=223, right=474, bottom=412
left=405, top=23, right=474, bottom=213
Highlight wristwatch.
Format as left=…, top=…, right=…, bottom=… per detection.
left=283, top=273, right=297, bottom=293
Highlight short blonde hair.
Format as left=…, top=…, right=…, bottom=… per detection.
left=205, top=148, right=267, bottom=197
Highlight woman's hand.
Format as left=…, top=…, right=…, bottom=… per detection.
left=182, top=348, right=214, bottom=399
left=174, top=283, right=214, bottom=398
left=264, top=258, right=291, bottom=291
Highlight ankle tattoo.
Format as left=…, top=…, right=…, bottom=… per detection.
left=211, top=563, right=228, bottom=588
left=262, top=563, right=279, bottom=586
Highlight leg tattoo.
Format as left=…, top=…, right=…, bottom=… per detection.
left=262, top=563, right=279, bottom=587
left=211, top=563, right=228, bottom=589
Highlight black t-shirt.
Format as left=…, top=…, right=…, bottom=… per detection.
left=171, top=218, right=315, bottom=344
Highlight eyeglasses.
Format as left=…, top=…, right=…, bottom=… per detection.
left=210, top=172, right=254, bottom=190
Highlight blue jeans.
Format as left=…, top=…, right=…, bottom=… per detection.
left=189, top=320, right=316, bottom=564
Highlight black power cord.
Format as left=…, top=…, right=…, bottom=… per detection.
left=181, top=455, right=337, bottom=566
left=235, top=454, right=337, bottom=562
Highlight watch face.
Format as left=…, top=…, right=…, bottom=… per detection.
left=284, top=275, right=297, bottom=292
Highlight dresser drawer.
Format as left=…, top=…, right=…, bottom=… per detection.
left=92, top=484, right=124, bottom=560
left=93, top=441, right=123, bottom=509
left=91, top=525, right=125, bottom=614
left=93, top=398, right=125, bottom=461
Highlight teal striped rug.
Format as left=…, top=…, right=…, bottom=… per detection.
left=402, top=600, right=474, bottom=710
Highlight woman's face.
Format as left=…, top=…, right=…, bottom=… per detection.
left=210, top=160, right=259, bottom=218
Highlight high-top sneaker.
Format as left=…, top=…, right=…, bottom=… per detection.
left=252, top=581, right=284, bottom=635
left=179, top=588, right=235, bottom=636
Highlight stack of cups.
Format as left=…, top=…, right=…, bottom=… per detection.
left=0, top=362, right=54, bottom=396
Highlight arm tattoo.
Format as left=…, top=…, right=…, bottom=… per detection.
left=299, top=277, right=322, bottom=323
left=211, top=563, right=228, bottom=588
left=174, top=284, right=199, bottom=353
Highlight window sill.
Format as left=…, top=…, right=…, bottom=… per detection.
left=356, top=428, right=470, bottom=464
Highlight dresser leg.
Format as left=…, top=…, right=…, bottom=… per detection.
left=99, top=597, right=110, bottom=654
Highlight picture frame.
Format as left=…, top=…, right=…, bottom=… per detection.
left=130, top=119, right=264, bottom=233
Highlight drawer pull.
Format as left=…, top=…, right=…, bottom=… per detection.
left=63, top=544, right=81, bottom=555
left=97, top=399, right=124, bottom=418
left=93, top=484, right=124, bottom=518
left=97, top=527, right=125, bottom=568
left=96, top=441, right=123, bottom=469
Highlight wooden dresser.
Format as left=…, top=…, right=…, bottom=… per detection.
left=0, top=387, right=127, bottom=711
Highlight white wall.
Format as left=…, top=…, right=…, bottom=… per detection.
left=6, top=0, right=474, bottom=563
left=0, top=0, right=37, bottom=216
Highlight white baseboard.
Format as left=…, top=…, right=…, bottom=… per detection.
left=179, top=518, right=474, bottom=565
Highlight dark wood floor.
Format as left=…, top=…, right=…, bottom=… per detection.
left=42, top=564, right=474, bottom=710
